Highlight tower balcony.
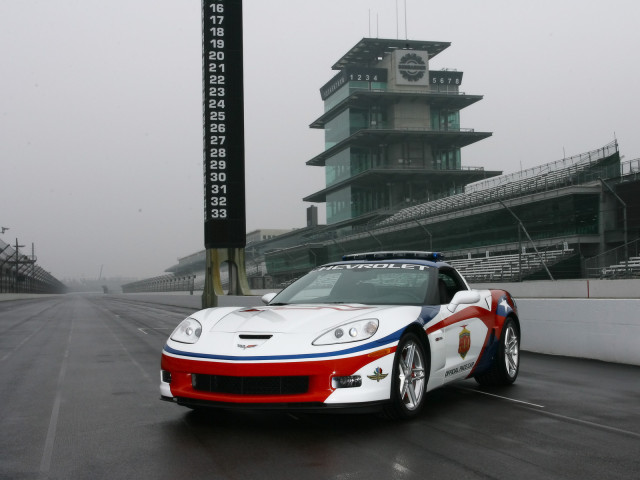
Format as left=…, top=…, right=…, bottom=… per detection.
left=311, top=89, right=484, bottom=129
left=306, top=128, right=492, bottom=167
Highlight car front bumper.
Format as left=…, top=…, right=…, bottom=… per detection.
left=160, top=345, right=397, bottom=408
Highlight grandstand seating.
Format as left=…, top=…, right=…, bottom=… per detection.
left=448, top=249, right=575, bottom=282
left=598, top=257, right=640, bottom=279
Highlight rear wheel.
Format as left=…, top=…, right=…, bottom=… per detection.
left=475, top=317, right=519, bottom=386
left=384, top=333, right=428, bottom=419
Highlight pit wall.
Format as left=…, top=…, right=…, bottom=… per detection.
left=514, top=298, right=640, bottom=366
left=471, top=279, right=640, bottom=299
left=470, top=279, right=640, bottom=366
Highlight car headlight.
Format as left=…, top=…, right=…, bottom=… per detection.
left=313, top=319, right=379, bottom=346
left=170, top=318, right=202, bottom=344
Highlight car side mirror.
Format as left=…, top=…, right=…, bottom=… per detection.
left=261, top=292, right=278, bottom=305
left=447, top=290, right=481, bottom=313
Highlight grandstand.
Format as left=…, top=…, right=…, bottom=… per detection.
left=264, top=140, right=640, bottom=284
left=0, top=238, right=66, bottom=294
left=376, top=141, right=619, bottom=228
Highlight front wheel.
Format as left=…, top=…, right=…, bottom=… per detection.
left=475, top=317, right=520, bottom=386
left=384, top=333, right=429, bottom=419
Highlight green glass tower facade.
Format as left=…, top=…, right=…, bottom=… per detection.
left=304, top=38, right=499, bottom=227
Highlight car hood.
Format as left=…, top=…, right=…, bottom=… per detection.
left=208, top=304, right=386, bottom=334
left=167, top=304, right=424, bottom=358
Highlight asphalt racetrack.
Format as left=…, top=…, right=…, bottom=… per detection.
left=1, top=294, right=638, bottom=479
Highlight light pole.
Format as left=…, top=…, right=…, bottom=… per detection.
left=413, top=219, right=433, bottom=250
left=499, top=200, right=554, bottom=281
left=599, top=179, right=628, bottom=275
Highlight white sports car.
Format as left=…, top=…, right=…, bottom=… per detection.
left=160, top=251, right=520, bottom=418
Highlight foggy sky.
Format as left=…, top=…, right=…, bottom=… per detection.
left=1, top=0, right=639, bottom=280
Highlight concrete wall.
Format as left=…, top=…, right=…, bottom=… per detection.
left=517, top=299, right=640, bottom=366
left=471, top=279, right=640, bottom=299
left=471, top=280, right=640, bottom=365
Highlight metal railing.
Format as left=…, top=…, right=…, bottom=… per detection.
left=465, top=140, right=619, bottom=193
left=621, top=157, right=640, bottom=176
left=121, top=274, right=196, bottom=293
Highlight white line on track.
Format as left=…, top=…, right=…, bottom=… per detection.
left=538, top=410, right=640, bottom=439
left=40, top=318, right=73, bottom=475
left=457, top=386, right=640, bottom=439
left=456, top=386, right=545, bottom=408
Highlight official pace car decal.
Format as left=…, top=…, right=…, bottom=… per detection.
left=458, top=325, right=471, bottom=359
left=445, top=361, right=475, bottom=378
left=367, top=367, right=389, bottom=382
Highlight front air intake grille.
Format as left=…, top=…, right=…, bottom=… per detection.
left=192, top=374, right=309, bottom=395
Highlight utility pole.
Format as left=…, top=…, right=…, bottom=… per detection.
left=413, top=219, right=433, bottom=250
left=599, top=178, right=628, bottom=275
left=13, top=239, right=25, bottom=292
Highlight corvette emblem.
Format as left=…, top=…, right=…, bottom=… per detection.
left=367, top=367, right=389, bottom=382
left=458, top=326, right=471, bottom=359
left=237, top=344, right=257, bottom=350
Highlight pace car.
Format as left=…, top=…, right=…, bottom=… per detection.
left=160, top=251, right=520, bottom=418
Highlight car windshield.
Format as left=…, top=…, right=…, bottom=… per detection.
left=272, top=262, right=437, bottom=305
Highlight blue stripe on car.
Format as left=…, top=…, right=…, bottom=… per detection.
left=164, top=327, right=408, bottom=362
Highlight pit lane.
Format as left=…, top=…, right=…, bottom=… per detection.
left=1, top=294, right=638, bottom=479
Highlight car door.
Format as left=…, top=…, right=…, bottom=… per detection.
left=438, top=268, right=490, bottom=382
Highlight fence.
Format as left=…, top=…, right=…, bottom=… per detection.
left=0, top=239, right=66, bottom=294
left=121, top=274, right=196, bottom=293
